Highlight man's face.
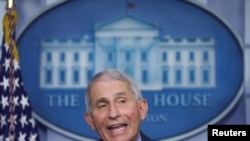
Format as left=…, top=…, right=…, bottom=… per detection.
left=85, top=79, right=148, bottom=141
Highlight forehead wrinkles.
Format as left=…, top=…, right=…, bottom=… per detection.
left=91, top=79, right=130, bottom=92
left=94, top=92, right=128, bottom=105
left=89, top=80, right=132, bottom=105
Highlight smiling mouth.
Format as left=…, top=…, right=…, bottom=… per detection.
left=107, top=124, right=127, bottom=131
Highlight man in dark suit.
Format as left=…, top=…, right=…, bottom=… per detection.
left=84, top=69, right=153, bottom=141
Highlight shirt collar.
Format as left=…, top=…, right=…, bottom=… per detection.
left=136, top=132, right=142, bottom=141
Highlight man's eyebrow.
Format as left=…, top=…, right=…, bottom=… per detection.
left=94, top=97, right=108, bottom=105
left=93, top=92, right=129, bottom=105
left=114, top=91, right=128, bottom=98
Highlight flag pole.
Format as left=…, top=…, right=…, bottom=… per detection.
left=6, top=0, right=15, bottom=9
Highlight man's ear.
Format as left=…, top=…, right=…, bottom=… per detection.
left=139, top=99, right=148, bottom=120
left=85, top=112, right=96, bottom=130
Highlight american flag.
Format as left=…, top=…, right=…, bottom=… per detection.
left=0, top=6, right=40, bottom=141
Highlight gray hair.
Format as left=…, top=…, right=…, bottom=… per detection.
left=85, top=69, right=143, bottom=112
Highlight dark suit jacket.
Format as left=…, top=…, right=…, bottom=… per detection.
left=98, top=130, right=153, bottom=141
left=140, top=131, right=153, bottom=141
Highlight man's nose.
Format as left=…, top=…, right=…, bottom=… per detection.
left=108, top=104, right=120, bottom=119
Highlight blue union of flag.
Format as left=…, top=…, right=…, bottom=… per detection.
left=0, top=6, right=40, bottom=141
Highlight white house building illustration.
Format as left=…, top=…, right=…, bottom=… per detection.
left=40, top=15, right=215, bottom=90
